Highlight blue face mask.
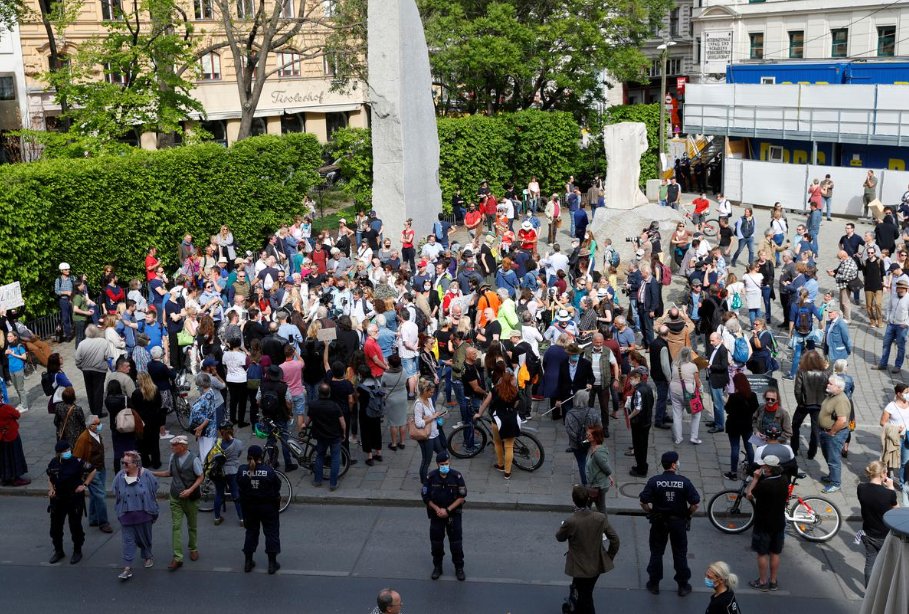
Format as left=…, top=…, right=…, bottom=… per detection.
left=95, top=424, right=103, bottom=433
left=704, top=578, right=716, bottom=589
left=61, top=451, right=73, bottom=460
left=439, top=465, right=450, bottom=476
left=569, top=358, right=579, bottom=365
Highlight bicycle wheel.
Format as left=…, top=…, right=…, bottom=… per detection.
left=174, top=394, right=191, bottom=431
left=306, top=444, right=352, bottom=481
left=511, top=432, right=545, bottom=472
left=707, top=489, right=755, bottom=534
left=447, top=424, right=488, bottom=459
left=275, top=470, right=293, bottom=513
left=702, top=219, right=719, bottom=238
left=790, top=496, right=841, bottom=542
left=198, top=477, right=216, bottom=512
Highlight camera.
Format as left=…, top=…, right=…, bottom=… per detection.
left=624, top=236, right=640, bottom=244
left=621, top=286, right=630, bottom=296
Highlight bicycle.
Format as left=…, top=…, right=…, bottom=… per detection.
left=679, top=202, right=719, bottom=238
left=447, top=414, right=545, bottom=472
left=258, top=420, right=351, bottom=481
left=707, top=459, right=842, bottom=542
left=167, top=370, right=192, bottom=431
left=198, top=459, right=293, bottom=515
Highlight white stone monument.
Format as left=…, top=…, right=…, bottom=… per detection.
left=367, top=0, right=442, bottom=241
left=602, top=122, right=649, bottom=210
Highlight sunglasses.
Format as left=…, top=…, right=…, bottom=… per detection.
left=764, top=397, right=777, bottom=402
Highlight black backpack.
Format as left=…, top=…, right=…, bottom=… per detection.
left=359, top=380, right=386, bottom=418
left=259, top=381, right=286, bottom=421
left=41, top=371, right=56, bottom=396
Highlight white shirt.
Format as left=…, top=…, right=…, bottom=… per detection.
left=717, top=199, right=732, bottom=218
left=398, top=320, right=419, bottom=359
left=421, top=242, right=444, bottom=262
left=884, top=401, right=909, bottom=429
left=503, top=198, right=515, bottom=220
left=544, top=253, right=570, bottom=278
left=521, top=324, right=543, bottom=357
left=223, top=350, right=248, bottom=383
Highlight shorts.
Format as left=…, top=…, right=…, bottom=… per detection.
left=402, top=357, right=419, bottom=378
left=691, top=213, right=706, bottom=226
left=292, top=394, right=307, bottom=416
left=751, top=529, right=785, bottom=555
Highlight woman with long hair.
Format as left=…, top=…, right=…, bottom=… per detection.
left=880, top=384, right=909, bottom=506
left=585, top=424, right=613, bottom=513
left=791, top=349, right=829, bottom=459
left=413, top=378, right=445, bottom=483
left=669, top=347, right=702, bottom=445
left=723, top=373, right=758, bottom=480
left=132, top=373, right=164, bottom=469
left=357, top=364, right=384, bottom=466
left=217, top=225, right=236, bottom=264
left=474, top=365, right=521, bottom=479
left=106, top=380, right=136, bottom=473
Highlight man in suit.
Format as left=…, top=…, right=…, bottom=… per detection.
left=556, top=485, right=620, bottom=614
left=705, top=332, right=729, bottom=434
left=638, top=265, right=663, bottom=349
left=823, top=302, right=852, bottom=363
left=554, top=344, right=595, bottom=420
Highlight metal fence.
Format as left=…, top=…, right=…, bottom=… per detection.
left=24, top=312, right=61, bottom=340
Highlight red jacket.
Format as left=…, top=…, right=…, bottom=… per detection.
left=0, top=404, right=21, bottom=442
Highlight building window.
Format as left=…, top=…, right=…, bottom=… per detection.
left=237, top=0, right=253, bottom=19
left=767, top=146, right=784, bottom=163
left=280, top=0, right=294, bottom=19
left=277, top=51, right=301, bottom=77
left=194, top=0, right=213, bottom=20
left=788, top=31, right=804, bottom=59
left=322, top=0, right=337, bottom=18
left=200, top=120, right=227, bottom=146
left=749, top=33, right=764, bottom=60
left=649, top=58, right=681, bottom=78
left=0, top=76, right=15, bottom=101
left=281, top=113, right=305, bottom=134
left=831, top=28, right=848, bottom=58
left=326, top=112, right=347, bottom=137
left=323, top=52, right=339, bottom=77
left=250, top=118, right=267, bottom=137
left=760, top=76, right=776, bottom=84
left=48, top=54, right=70, bottom=71
left=878, top=25, right=896, bottom=57
left=100, top=0, right=121, bottom=20
left=200, top=52, right=221, bottom=80
left=669, top=8, right=680, bottom=38
left=104, top=63, right=127, bottom=85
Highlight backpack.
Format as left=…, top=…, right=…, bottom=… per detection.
left=796, top=307, right=814, bottom=335
left=730, top=291, right=742, bottom=310
left=206, top=438, right=226, bottom=480
left=414, top=307, right=428, bottom=333
left=41, top=371, right=56, bottom=396
left=433, top=220, right=444, bottom=240
left=732, top=336, right=750, bottom=364
left=660, top=263, right=672, bottom=286
left=259, top=384, right=284, bottom=421
left=605, top=247, right=620, bottom=269
left=359, top=380, right=386, bottom=418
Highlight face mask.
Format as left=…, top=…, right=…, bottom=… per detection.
left=569, top=358, right=579, bottom=365
left=902, top=393, right=909, bottom=402
left=124, top=475, right=138, bottom=484
left=439, top=465, right=450, bottom=476
left=675, top=462, right=681, bottom=471
left=424, top=285, right=431, bottom=291
left=704, top=578, right=716, bottom=589
left=61, top=452, right=73, bottom=460
left=95, top=424, right=103, bottom=433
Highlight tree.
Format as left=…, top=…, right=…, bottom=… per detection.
left=420, top=0, right=672, bottom=115
left=42, top=0, right=204, bottom=148
left=197, top=0, right=352, bottom=141
left=0, top=1, right=27, bottom=38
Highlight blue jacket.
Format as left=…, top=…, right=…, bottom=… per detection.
left=113, top=469, right=159, bottom=519
left=824, top=317, right=852, bottom=361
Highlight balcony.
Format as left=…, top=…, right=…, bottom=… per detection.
left=683, top=83, right=909, bottom=147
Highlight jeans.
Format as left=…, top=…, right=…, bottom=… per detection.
left=654, top=381, right=670, bottom=424
left=709, top=386, right=726, bottom=430
left=862, top=534, right=885, bottom=587
left=773, top=234, right=785, bottom=266
left=788, top=336, right=808, bottom=378
left=748, top=308, right=760, bottom=327
left=418, top=436, right=444, bottom=484
left=313, top=437, right=342, bottom=488
left=761, top=286, right=772, bottom=323
left=59, top=296, right=73, bottom=337
left=438, top=364, right=453, bottom=403
left=572, top=448, right=588, bottom=485
left=214, top=472, right=242, bottom=520
left=728, top=433, right=753, bottom=473
left=169, top=496, right=198, bottom=560
left=879, top=323, right=909, bottom=369
left=266, top=419, right=294, bottom=468
left=819, top=428, right=849, bottom=485
left=823, top=195, right=832, bottom=220
left=87, top=469, right=109, bottom=526
left=452, top=380, right=475, bottom=449
left=791, top=405, right=820, bottom=458
left=731, top=236, right=754, bottom=266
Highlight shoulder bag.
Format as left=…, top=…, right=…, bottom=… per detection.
left=678, top=365, right=704, bottom=415
left=408, top=400, right=432, bottom=441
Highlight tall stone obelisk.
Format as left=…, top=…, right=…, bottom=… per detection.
left=367, top=0, right=442, bottom=242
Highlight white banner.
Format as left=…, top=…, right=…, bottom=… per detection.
left=0, top=282, right=23, bottom=311
left=703, top=31, right=733, bottom=74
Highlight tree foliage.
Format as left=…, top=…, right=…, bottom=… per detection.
left=329, top=109, right=580, bottom=211
left=0, top=1, right=27, bottom=37
left=0, top=133, right=322, bottom=316
left=40, top=0, right=204, bottom=148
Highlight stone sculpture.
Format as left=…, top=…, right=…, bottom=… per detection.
left=602, top=122, right=649, bottom=210
left=367, top=0, right=442, bottom=240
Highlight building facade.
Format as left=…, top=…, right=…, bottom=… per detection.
left=15, top=0, right=367, bottom=148
left=0, top=22, right=29, bottom=159
left=691, top=0, right=909, bottom=83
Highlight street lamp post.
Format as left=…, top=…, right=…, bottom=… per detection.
left=657, top=40, right=677, bottom=158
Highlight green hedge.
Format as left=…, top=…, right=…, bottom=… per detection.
left=0, top=133, right=322, bottom=316
left=331, top=109, right=581, bottom=210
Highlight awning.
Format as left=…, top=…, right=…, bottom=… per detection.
left=188, top=102, right=365, bottom=121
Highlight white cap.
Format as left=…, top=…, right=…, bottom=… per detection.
left=556, top=309, right=571, bottom=322
left=59, top=262, right=70, bottom=271
left=521, top=221, right=532, bottom=230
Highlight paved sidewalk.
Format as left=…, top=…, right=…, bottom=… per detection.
left=0, top=198, right=894, bottom=520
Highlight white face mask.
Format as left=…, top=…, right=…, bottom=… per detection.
left=902, top=392, right=909, bottom=402
left=124, top=475, right=138, bottom=484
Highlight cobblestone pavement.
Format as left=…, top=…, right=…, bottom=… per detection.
left=1, top=197, right=894, bottom=520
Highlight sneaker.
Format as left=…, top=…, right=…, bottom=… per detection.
left=214, top=517, right=224, bottom=526
left=768, top=581, right=778, bottom=591
left=678, top=584, right=692, bottom=597
left=782, top=374, right=794, bottom=380
left=118, top=567, right=133, bottom=580
left=690, top=439, right=702, bottom=445
left=822, top=484, right=841, bottom=494
left=674, top=438, right=683, bottom=445
left=503, top=472, right=511, bottom=480
left=748, top=579, right=769, bottom=592
left=624, top=449, right=636, bottom=456
left=723, top=472, right=738, bottom=480
left=708, top=427, right=723, bottom=434
left=160, top=431, right=174, bottom=440
left=144, top=558, right=154, bottom=568
left=16, top=405, right=28, bottom=413
left=646, top=581, right=660, bottom=595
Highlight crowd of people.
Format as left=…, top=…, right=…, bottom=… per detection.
left=0, top=172, right=906, bottom=608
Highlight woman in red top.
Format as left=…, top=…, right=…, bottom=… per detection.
left=0, top=403, right=30, bottom=486
left=401, top=219, right=416, bottom=273
left=807, top=178, right=823, bottom=210
left=518, top=221, right=538, bottom=252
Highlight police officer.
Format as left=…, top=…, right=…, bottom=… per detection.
left=47, top=440, right=96, bottom=564
left=421, top=451, right=467, bottom=581
left=237, top=444, right=282, bottom=574
left=639, top=451, right=700, bottom=597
